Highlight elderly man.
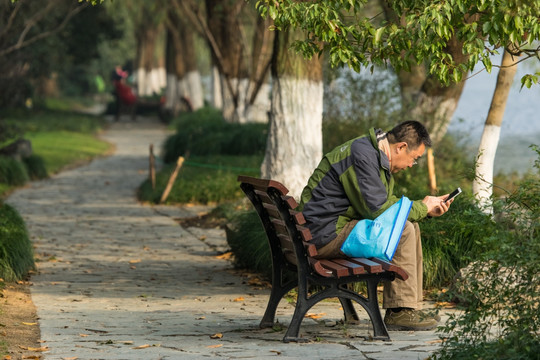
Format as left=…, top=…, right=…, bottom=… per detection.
left=299, top=120, right=452, bottom=331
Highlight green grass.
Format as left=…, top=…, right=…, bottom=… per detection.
left=25, top=131, right=111, bottom=175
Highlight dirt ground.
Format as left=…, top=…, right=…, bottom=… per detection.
left=1, top=281, right=43, bottom=360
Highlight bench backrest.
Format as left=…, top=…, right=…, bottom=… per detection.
left=238, top=176, right=409, bottom=281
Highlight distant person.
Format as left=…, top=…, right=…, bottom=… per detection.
left=111, top=66, right=137, bottom=121
left=299, top=121, right=453, bottom=331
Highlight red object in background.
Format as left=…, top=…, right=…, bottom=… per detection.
left=114, top=81, right=137, bottom=105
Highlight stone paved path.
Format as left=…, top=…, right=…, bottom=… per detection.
left=7, top=116, right=454, bottom=359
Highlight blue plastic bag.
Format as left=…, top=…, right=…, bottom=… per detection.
left=340, top=196, right=413, bottom=261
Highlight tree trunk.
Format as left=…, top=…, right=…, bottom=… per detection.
left=380, top=1, right=468, bottom=145
left=165, top=9, right=204, bottom=114
left=135, top=25, right=165, bottom=97
left=211, top=65, right=223, bottom=109
left=473, top=49, right=518, bottom=214
left=205, top=0, right=272, bottom=123
left=261, top=30, right=323, bottom=199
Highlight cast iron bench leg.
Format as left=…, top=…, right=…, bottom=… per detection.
left=260, top=279, right=297, bottom=328
left=339, top=297, right=360, bottom=322
left=364, top=278, right=390, bottom=340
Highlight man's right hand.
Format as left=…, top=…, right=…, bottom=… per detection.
left=422, top=195, right=451, bottom=217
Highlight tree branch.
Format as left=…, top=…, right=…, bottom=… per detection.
left=0, top=1, right=89, bottom=58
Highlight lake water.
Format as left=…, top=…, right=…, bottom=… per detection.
left=449, top=54, right=540, bottom=175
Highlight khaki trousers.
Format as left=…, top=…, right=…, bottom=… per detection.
left=314, top=220, right=423, bottom=310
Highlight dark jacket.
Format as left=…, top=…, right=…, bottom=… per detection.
left=299, top=128, right=427, bottom=248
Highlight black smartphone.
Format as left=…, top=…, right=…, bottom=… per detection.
left=445, top=187, right=462, bottom=203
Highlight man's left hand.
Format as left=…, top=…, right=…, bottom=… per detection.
left=423, top=195, right=452, bottom=217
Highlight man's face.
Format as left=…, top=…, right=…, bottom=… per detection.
left=390, top=142, right=425, bottom=173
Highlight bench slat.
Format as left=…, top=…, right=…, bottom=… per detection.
left=281, top=195, right=298, bottom=209
left=369, top=258, right=409, bottom=281
left=349, top=258, right=383, bottom=273
left=308, top=258, right=333, bottom=277
left=270, top=218, right=312, bottom=242
left=263, top=203, right=281, bottom=219
left=254, top=189, right=273, bottom=205
left=332, top=259, right=366, bottom=275
left=238, top=175, right=289, bottom=195
left=318, top=260, right=351, bottom=278
left=263, top=203, right=305, bottom=225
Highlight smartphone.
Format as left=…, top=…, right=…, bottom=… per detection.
left=445, top=187, right=462, bottom=203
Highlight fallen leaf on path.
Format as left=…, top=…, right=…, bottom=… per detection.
left=435, top=301, right=456, bottom=308
left=62, top=357, right=78, bottom=360
left=21, top=356, right=40, bottom=360
left=22, top=322, right=38, bottom=326
left=78, top=334, right=89, bottom=337
left=270, top=350, right=282, bottom=355
left=18, top=346, right=49, bottom=352
left=207, top=344, right=223, bottom=348
left=247, top=277, right=269, bottom=287
left=305, top=313, right=326, bottom=319
left=129, top=259, right=141, bottom=264
left=132, top=344, right=150, bottom=349
left=3, top=355, right=12, bottom=359
left=210, top=333, right=223, bottom=339
left=216, top=252, right=233, bottom=260
left=196, top=316, right=206, bottom=320
left=233, top=297, right=244, bottom=302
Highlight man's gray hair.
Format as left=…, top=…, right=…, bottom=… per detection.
left=387, top=121, right=432, bottom=149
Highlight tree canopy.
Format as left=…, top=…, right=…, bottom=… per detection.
left=257, top=0, right=540, bottom=88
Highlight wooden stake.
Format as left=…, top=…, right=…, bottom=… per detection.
left=149, top=144, right=156, bottom=190
left=160, top=156, right=185, bottom=204
left=427, top=148, right=437, bottom=195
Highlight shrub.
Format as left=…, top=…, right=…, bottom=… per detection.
left=23, top=155, right=48, bottom=180
left=138, top=155, right=261, bottom=205
left=421, top=193, right=497, bottom=289
left=435, top=145, right=540, bottom=360
left=226, top=207, right=273, bottom=279
left=0, top=156, right=29, bottom=186
left=162, top=107, right=267, bottom=163
left=0, top=203, right=35, bottom=281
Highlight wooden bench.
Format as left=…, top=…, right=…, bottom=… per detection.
left=238, top=175, right=408, bottom=342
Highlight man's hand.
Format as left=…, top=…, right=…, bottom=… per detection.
left=422, top=194, right=452, bottom=217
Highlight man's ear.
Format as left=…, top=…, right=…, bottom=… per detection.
left=396, top=142, right=408, bottom=153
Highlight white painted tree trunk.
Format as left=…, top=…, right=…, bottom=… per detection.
left=211, top=66, right=223, bottom=110
left=473, top=124, right=501, bottom=212
left=261, top=76, right=323, bottom=199
left=164, top=73, right=177, bottom=110
left=244, top=82, right=271, bottom=124
left=221, top=77, right=245, bottom=123
left=473, top=49, right=518, bottom=214
left=164, top=71, right=204, bottom=113
left=136, top=67, right=166, bottom=97
left=220, top=77, right=271, bottom=123
left=186, top=70, right=204, bottom=111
